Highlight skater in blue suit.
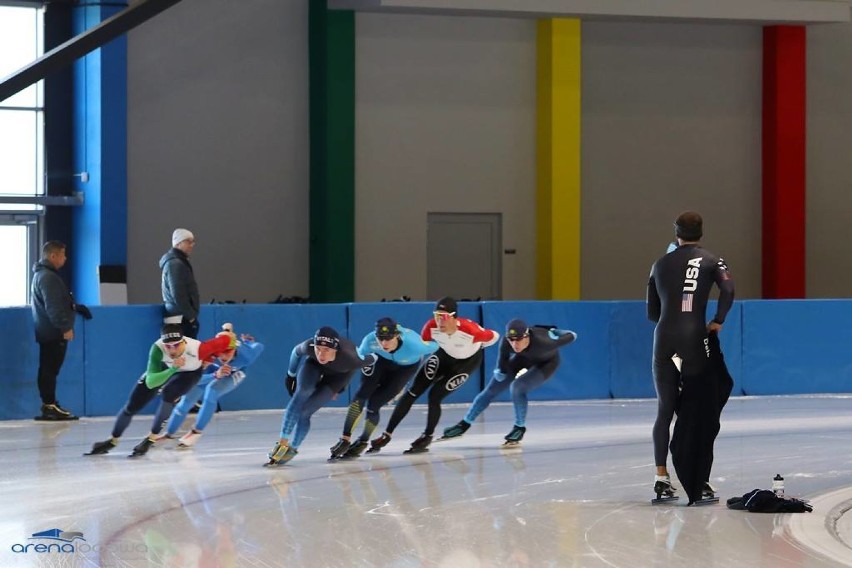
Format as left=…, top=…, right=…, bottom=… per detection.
left=164, top=333, right=264, bottom=447
left=328, top=317, right=438, bottom=460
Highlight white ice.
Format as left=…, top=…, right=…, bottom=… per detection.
left=1, top=396, right=852, bottom=567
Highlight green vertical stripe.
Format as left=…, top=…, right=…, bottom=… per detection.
left=309, top=0, right=355, bottom=302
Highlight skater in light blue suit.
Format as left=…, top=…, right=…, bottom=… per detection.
left=165, top=334, right=264, bottom=447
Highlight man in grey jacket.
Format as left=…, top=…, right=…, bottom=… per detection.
left=31, top=241, right=89, bottom=420
left=160, top=228, right=200, bottom=338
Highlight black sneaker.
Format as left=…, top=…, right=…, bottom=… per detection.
left=84, top=439, right=116, bottom=456
left=503, top=425, right=526, bottom=445
left=366, top=433, right=391, bottom=454
left=403, top=433, right=432, bottom=454
left=37, top=403, right=79, bottom=421
left=129, top=437, right=155, bottom=458
left=344, top=440, right=369, bottom=458
left=329, top=438, right=352, bottom=460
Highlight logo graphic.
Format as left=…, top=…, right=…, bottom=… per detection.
left=445, top=373, right=469, bottom=391
left=424, top=355, right=439, bottom=380
left=12, top=528, right=148, bottom=556
left=682, top=257, right=701, bottom=292
left=30, top=529, right=86, bottom=543
left=362, top=359, right=376, bottom=376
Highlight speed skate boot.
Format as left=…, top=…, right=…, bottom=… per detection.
left=178, top=429, right=203, bottom=448
left=651, top=475, right=679, bottom=504
left=266, top=442, right=289, bottom=466
left=366, top=433, right=391, bottom=454
left=84, top=439, right=117, bottom=456
left=344, top=440, right=369, bottom=458
left=502, top=425, right=526, bottom=447
left=403, top=433, right=432, bottom=454
left=439, top=420, right=471, bottom=441
left=693, top=481, right=720, bottom=506
left=129, top=437, right=155, bottom=458
left=328, top=438, right=352, bottom=461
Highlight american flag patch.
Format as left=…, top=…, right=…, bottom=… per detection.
left=682, top=293, right=694, bottom=312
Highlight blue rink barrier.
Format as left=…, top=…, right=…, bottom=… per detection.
left=481, top=301, right=612, bottom=400
left=0, top=299, right=845, bottom=420
left=0, top=307, right=85, bottom=420
left=741, top=300, right=852, bottom=395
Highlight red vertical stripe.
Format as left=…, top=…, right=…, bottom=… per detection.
left=762, top=26, right=806, bottom=299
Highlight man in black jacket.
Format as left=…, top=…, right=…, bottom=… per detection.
left=31, top=241, right=90, bottom=421
left=160, top=228, right=200, bottom=338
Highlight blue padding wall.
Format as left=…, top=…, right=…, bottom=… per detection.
left=481, top=301, right=612, bottom=400
left=205, top=303, right=348, bottom=409
left=0, top=308, right=85, bottom=420
left=742, top=300, right=852, bottom=395
left=1, top=299, right=848, bottom=421
left=83, top=305, right=164, bottom=417
left=608, top=301, right=744, bottom=398
left=347, top=302, right=484, bottom=403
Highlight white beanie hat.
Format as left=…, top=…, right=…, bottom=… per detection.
left=172, top=228, right=194, bottom=247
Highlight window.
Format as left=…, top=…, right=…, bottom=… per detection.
left=0, top=4, right=44, bottom=306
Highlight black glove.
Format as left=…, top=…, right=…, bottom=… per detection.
left=285, top=373, right=296, bottom=396
left=75, top=304, right=93, bottom=320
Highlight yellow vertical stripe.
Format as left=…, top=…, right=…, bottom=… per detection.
left=536, top=19, right=581, bottom=300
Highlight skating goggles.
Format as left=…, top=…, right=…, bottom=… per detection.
left=506, top=335, right=529, bottom=343
left=433, top=311, right=456, bottom=322
left=163, top=340, right=184, bottom=349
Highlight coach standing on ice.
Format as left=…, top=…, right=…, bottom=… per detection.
left=646, top=211, right=735, bottom=501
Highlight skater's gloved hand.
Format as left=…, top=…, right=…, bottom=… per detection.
left=547, top=329, right=576, bottom=340
left=285, top=373, right=296, bottom=396
left=215, top=365, right=232, bottom=379
left=171, top=356, right=186, bottom=368
left=75, top=304, right=93, bottom=320
left=493, top=370, right=508, bottom=382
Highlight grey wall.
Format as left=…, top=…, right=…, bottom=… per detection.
left=126, top=0, right=309, bottom=305
left=808, top=22, right=852, bottom=298
left=354, top=13, right=537, bottom=302
left=124, top=4, right=843, bottom=303
left=354, top=15, right=763, bottom=301
left=581, top=22, right=763, bottom=299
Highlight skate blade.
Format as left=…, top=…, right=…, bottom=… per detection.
left=83, top=450, right=108, bottom=456
left=403, top=447, right=429, bottom=455
left=502, top=440, right=522, bottom=448
left=651, top=495, right=679, bottom=505
left=690, top=497, right=719, bottom=506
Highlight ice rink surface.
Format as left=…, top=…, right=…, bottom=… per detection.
left=2, top=396, right=852, bottom=567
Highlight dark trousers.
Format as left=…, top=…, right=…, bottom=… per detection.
left=112, top=369, right=203, bottom=438
left=37, top=340, right=68, bottom=405
left=385, top=349, right=484, bottom=437
left=182, top=319, right=200, bottom=339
